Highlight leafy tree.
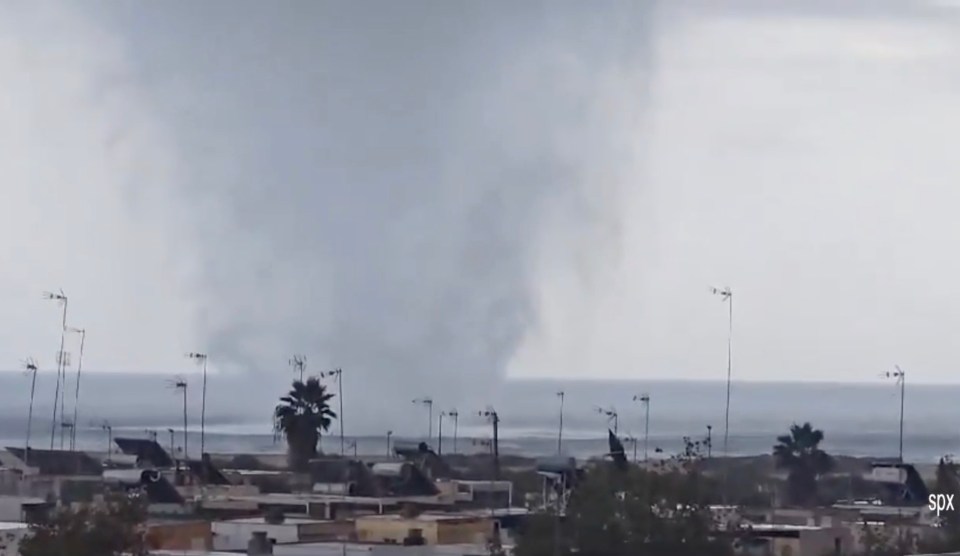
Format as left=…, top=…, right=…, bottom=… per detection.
left=274, top=376, right=337, bottom=470
left=772, top=422, right=833, bottom=506
left=515, top=438, right=732, bottom=556
left=915, top=457, right=960, bottom=553
left=19, top=494, right=151, bottom=556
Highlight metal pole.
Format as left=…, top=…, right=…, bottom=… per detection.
left=644, top=398, right=650, bottom=462
left=25, top=362, right=38, bottom=466
left=49, top=294, right=68, bottom=449
left=182, top=385, right=189, bottom=460
left=557, top=391, right=564, bottom=454
left=724, top=292, right=733, bottom=459
left=428, top=401, right=433, bottom=440
left=707, top=425, right=713, bottom=459
left=338, top=369, right=344, bottom=457
left=452, top=412, right=458, bottom=454
left=898, top=367, right=905, bottom=463
left=386, top=431, right=392, bottom=457
left=201, top=356, right=207, bottom=456
left=70, top=329, right=85, bottom=451
left=438, top=413, right=444, bottom=455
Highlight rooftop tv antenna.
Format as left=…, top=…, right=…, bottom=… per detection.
left=42, top=289, right=68, bottom=450
left=289, top=354, right=306, bottom=382
left=186, top=352, right=209, bottom=455
left=22, top=358, right=39, bottom=465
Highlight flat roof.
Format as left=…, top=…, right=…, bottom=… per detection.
left=744, top=523, right=825, bottom=531
left=0, top=522, right=27, bottom=531
left=358, top=513, right=488, bottom=523
left=217, top=516, right=331, bottom=525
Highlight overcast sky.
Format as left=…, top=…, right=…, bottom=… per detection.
left=4, top=0, right=960, bottom=394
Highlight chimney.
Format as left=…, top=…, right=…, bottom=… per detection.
left=247, top=531, right=273, bottom=556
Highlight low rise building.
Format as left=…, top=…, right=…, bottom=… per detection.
left=211, top=516, right=350, bottom=551
left=0, top=522, right=29, bottom=556
left=355, top=514, right=494, bottom=545
left=734, top=523, right=851, bottom=556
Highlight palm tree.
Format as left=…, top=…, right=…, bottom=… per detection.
left=274, top=377, right=337, bottom=470
left=773, top=422, right=833, bottom=506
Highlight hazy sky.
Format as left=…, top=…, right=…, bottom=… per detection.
left=4, top=0, right=960, bottom=397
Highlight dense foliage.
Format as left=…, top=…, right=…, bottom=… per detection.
left=514, top=438, right=732, bottom=556
left=18, top=494, right=150, bottom=556
left=274, top=376, right=337, bottom=470
left=772, top=422, right=833, bottom=506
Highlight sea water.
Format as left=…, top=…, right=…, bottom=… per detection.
left=1, top=376, right=957, bottom=462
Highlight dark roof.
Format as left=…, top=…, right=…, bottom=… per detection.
left=113, top=437, right=173, bottom=468
left=186, top=457, right=230, bottom=485
left=6, top=447, right=102, bottom=476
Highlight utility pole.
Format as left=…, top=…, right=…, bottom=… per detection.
left=556, top=391, right=565, bottom=454
left=321, top=369, right=345, bottom=456
left=167, top=428, right=176, bottom=458
left=707, top=425, right=713, bottom=459
left=186, top=352, right=208, bottom=455
left=67, top=327, right=86, bottom=451
left=43, top=290, right=68, bottom=450
left=386, top=430, right=393, bottom=457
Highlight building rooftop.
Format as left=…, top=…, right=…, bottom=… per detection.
left=0, top=522, right=27, bottom=531
left=218, top=516, right=332, bottom=525
left=358, top=513, right=488, bottom=523
left=744, top=523, right=826, bottom=532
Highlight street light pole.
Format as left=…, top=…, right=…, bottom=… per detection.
left=172, top=379, right=188, bottom=461
left=23, top=359, right=39, bottom=466
left=886, top=366, right=906, bottom=462
left=67, top=327, right=86, bottom=451
left=43, top=290, right=68, bottom=450
left=556, top=391, right=565, bottom=455
left=438, top=412, right=445, bottom=455
left=449, top=410, right=459, bottom=454
left=710, top=286, right=734, bottom=459
left=413, top=398, right=433, bottom=441
left=633, top=394, right=651, bottom=461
